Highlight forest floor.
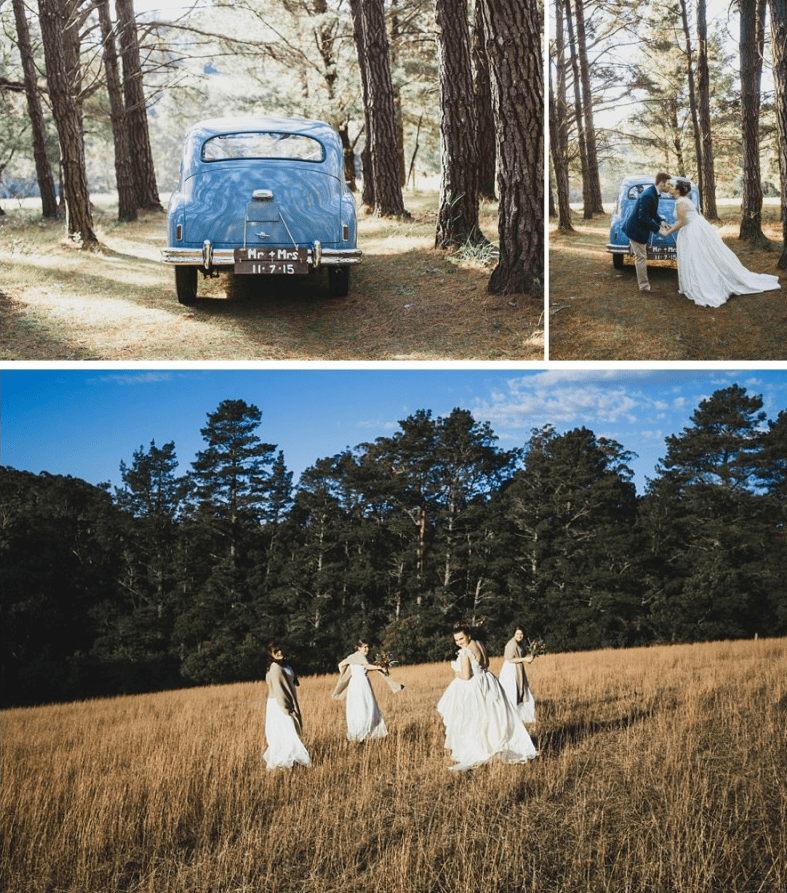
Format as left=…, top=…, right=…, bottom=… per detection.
left=0, top=191, right=543, bottom=362
left=549, top=200, right=786, bottom=361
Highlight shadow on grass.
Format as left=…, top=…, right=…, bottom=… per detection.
left=531, top=691, right=681, bottom=759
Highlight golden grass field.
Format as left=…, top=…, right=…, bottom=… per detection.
left=2, top=638, right=786, bottom=893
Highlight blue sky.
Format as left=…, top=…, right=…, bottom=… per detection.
left=2, top=367, right=785, bottom=496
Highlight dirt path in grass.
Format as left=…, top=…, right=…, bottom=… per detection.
left=549, top=205, right=786, bottom=361
left=1, top=193, right=543, bottom=362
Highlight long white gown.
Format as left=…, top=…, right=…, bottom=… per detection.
left=436, top=646, right=538, bottom=771
left=346, top=663, right=387, bottom=741
left=674, top=196, right=782, bottom=307
left=499, top=659, right=536, bottom=725
left=263, top=666, right=311, bottom=770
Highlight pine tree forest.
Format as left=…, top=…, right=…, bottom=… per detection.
left=2, top=384, right=785, bottom=707
left=550, top=0, right=787, bottom=266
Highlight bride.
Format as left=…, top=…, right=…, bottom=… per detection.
left=661, top=179, right=781, bottom=307
left=437, top=622, right=538, bottom=771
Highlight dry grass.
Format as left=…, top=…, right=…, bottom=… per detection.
left=0, top=193, right=544, bottom=361
left=549, top=202, right=786, bottom=360
left=3, top=638, right=785, bottom=893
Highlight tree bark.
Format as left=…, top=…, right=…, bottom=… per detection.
left=115, top=0, right=163, bottom=211
left=678, top=0, right=704, bottom=200
left=97, top=0, right=137, bottom=222
left=550, top=79, right=574, bottom=232
left=769, top=0, right=787, bottom=268
left=572, top=0, right=603, bottom=214
left=696, top=0, right=718, bottom=218
left=472, top=0, right=496, bottom=201
left=349, top=0, right=407, bottom=217
left=478, top=0, right=543, bottom=295
left=564, top=0, right=590, bottom=219
left=551, top=0, right=573, bottom=232
left=12, top=0, right=58, bottom=218
left=37, top=0, right=98, bottom=246
left=435, top=0, right=482, bottom=248
left=739, top=0, right=767, bottom=244
left=348, top=0, right=374, bottom=207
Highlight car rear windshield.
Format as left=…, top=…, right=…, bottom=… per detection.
left=202, top=132, right=325, bottom=162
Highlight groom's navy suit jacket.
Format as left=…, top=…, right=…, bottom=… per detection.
left=622, top=184, right=664, bottom=244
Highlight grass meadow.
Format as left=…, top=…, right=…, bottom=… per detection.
left=2, top=638, right=786, bottom=893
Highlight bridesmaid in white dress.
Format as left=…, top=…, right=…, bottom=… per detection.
left=335, top=639, right=389, bottom=742
left=661, top=179, right=781, bottom=307
left=437, top=622, right=538, bottom=771
left=498, top=625, right=536, bottom=725
left=263, top=641, right=311, bottom=770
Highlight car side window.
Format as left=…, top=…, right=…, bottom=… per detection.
left=202, top=132, right=325, bottom=163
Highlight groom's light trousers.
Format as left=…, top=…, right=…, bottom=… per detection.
left=628, top=239, right=651, bottom=290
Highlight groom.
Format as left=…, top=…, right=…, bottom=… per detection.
left=622, top=172, right=671, bottom=293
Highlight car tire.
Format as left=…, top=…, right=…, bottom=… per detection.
left=175, top=267, right=198, bottom=304
left=612, top=253, right=624, bottom=270
left=328, top=267, right=350, bottom=297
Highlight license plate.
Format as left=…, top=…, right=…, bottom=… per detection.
left=234, top=247, right=308, bottom=274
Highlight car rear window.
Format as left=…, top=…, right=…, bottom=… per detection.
left=202, top=131, right=325, bottom=162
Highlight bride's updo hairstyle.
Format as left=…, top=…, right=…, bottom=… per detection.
left=673, top=179, right=692, bottom=197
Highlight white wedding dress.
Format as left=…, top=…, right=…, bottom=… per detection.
left=346, top=663, right=387, bottom=741
left=499, top=659, right=536, bottom=724
left=263, top=667, right=311, bottom=770
left=437, top=647, right=538, bottom=771
left=674, top=196, right=781, bottom=307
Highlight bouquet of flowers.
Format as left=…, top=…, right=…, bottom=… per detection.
left=375, top=652, right=405, bottom=693
left=528, top=638, right=547, bottom=658
left=374, top=652, right=400, bottom=672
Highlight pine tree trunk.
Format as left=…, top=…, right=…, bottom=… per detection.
left=769, top=0, right=787, bottom=268
left=11, top=0, right=58, bottom=219
left=349, top=0, right=407, bottom=217
left=115, top=0, right=163, bottom=212
left=479, top=0, right=543, bottom=295
left=472, top=0, right=497, bottom=201
left=348, top=0, right=374, bottom=207
left=696, top=0, right=718, bottom=218
left=564, top=0, right=591, bottom=219
left=389, top=1, right=408, bottom=188
left=739, top=0, right=767, bottom=244
left=435, top=0, right=482, bottom=248
left=38, top=0, right=98, bottom=246
left=551, top=0, right=573, bottom=232
left=572, top=0, right=604, bottom=215
left=550, top=81, right=574, bottom=232
left=98, top=0, right=137, bottom=222
left=678, top=0, right=704, bottom=201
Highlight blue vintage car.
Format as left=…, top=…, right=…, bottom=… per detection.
left=161, top=116, right=361, bottom=304
left=606, top=175, right=700, bottom=270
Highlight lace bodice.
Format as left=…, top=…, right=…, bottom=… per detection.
left=450, top=646, right=483, bottom=677
left=676, top=195, right=699, bottom=225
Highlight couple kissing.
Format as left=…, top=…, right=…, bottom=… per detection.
left=622, top=171, right=780, bottom=308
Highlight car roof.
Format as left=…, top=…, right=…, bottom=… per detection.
left=179, top=115, right=344, bottom=180
left=187, top=116, right=338, bottom=141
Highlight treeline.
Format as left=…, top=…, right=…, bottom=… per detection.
left=2, top=384, right=785, bottom=708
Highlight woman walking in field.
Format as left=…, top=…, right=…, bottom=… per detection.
left=437, top=622, right=538, bottom=771
left=263, top=641, right=311, bottom=770
left=332, top=639, right=392, bottom=742
left=498, top=624, right=536, bottom=725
